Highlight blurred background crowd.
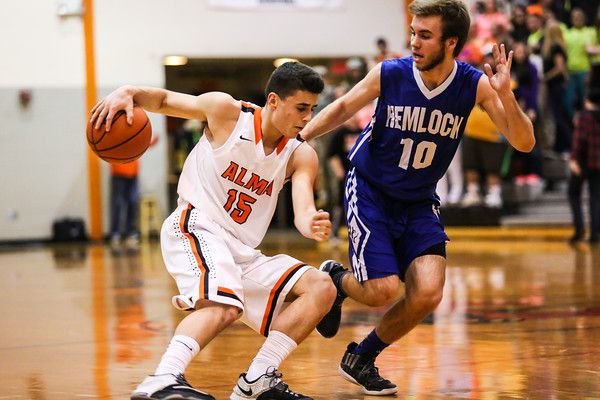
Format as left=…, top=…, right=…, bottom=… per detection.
left=170, top=0, right=600, bottom=244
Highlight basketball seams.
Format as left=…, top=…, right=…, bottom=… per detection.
left=87, top=110, right=126, bottom=145
left=97, top=146, right=148, bottom=163
left=94, top=117, right=150, bottom=152
left=86, top=106, right=152, bottom=164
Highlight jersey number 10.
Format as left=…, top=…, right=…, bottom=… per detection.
left=398, top=139, right=437, bottom=170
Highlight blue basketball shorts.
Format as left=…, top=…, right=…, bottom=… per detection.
left=344, top=168, right=449, bottom=282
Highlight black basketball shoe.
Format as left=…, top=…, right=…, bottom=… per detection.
left=130, top=373, right=215, bottom=400
left=316, top=260, right=348, bottom=338
left=339, top=342, right=397, bottom=396
left=231, top=369, right=312, bottom=400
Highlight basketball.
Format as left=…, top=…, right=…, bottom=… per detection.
left=87, top=106, right=152, bottom=164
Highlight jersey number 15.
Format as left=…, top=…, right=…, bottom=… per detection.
left=224, top=189, right=256, bottom=224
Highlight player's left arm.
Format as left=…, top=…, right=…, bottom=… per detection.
left=477, top=43, right=535, bottom=153
left=289, top=144, right=332, bottom=242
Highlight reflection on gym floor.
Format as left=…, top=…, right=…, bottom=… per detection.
left=0, top=231, right=599, bottom=399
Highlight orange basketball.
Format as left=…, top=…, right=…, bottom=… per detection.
left=87, top=106, right=152, bottom=164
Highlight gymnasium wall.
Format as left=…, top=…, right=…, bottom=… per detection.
left=0, top=0, right=406, bottom=241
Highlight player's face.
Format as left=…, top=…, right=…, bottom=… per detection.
left=410, top=15, right=454, bottom=72
left=270, top=90, right=318, bottom=137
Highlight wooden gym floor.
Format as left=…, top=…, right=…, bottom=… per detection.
left=1, top=227, right=599, bottom=399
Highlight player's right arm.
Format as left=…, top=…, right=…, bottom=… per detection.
left=300, top=64, right=381, bottom=141
left=90, top=85, right=238, bottom=133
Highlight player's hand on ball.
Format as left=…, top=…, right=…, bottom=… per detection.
left=310, top=209, right=332, bottom=242
left=90, top=86, right=135, bottom=132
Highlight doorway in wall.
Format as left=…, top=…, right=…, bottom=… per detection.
left=164, top=57, right=362, bottom=229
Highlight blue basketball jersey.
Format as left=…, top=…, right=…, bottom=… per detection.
left=349, top=57, right=482, bottom=202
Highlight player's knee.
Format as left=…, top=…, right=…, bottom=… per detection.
left=216, top=304, right=242, bottom=327
left=311, top=271, right=337, bottom=308
left=411, top=284, right=443, bottom=313
left=363, top=289, right=397, bottom=307
left=362, top=279, right=401, bottom=307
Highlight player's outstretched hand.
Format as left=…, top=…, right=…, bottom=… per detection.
left=484, top=43, right=513, bottom=97
left=90, top=86, right=135, bottom=132
left=309, top=209, right=332, bottom=242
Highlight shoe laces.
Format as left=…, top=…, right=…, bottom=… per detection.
left=175, top=374, right=191, bottom=386
left=264, top=367, right=283, bottom=388
left=362, top=360, right=389, bottom=384
left=264, top=369, right=301, bottom=397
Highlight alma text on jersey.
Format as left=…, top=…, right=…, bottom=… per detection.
left=385, top=105, right=463, bottom=139
left=221, top=161, right=274, bottom=197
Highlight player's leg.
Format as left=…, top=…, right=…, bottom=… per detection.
left=332, top=177, right=448, bottom=395
left=269, top=268, right=336, bottom=342
left=124, top=176, right=140, bottom=243
left=447, top=143, right=464, bottom=205
left=132, top=300, right=240, bottom=400
left=110, top=176, right=126, bottom=243
left=132, top=203, right=244, bottom=400
left=568, top=171, right=585, bottom=242
left=588, top=172, right=600, bottom=242
left=334, top=246, right=445, bottom=396
left=317, top=167, right=402, bottom=338
left=372, top=251, right=446, bottom=344
left=231, top=256, right=335, bottom=400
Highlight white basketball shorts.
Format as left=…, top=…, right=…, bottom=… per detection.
left=161, top=201, right=311, bottom=335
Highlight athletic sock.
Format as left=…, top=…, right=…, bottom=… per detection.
left=466, top=182, right=479, bottom=195
left=245, top=330, right=297, bottom=381
left=333, top=270, right=348, bottom=298
left=354, top=329, right=389, bottom=356
left=154, top=335, right=200, bottom=376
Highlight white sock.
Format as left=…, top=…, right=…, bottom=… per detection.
left=245, top=331, right=297, bottom=381
left=467, top=182, right=479, bottom=194
left=488, top=184, right=501, bottom=195
left=154, top=335, right=200, bottom=376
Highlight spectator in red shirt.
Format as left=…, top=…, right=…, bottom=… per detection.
left=568, top=89, right=600, bottom=243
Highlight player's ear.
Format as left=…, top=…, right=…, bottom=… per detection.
left=446, top=37, right=457, bottom=51
left=267, top=92, right=280, bottom=110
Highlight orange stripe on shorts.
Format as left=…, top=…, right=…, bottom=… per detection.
left=179, top=204, right=208, bottom=300
left=259, top=262, right=305, bottom=336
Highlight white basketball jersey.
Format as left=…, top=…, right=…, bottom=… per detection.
left=177, top=102, right=304, bottom=248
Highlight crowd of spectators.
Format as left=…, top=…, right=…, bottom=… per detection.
left=449, top=0, right=600, bottom=209
left=315, top=0, right=600, bottom=228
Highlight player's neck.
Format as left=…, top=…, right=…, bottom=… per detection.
left=418, top=57, right=455, bottom=91
left=260, top=107, right=286, bottom=154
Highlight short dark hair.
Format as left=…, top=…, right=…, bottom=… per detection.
left=409, top=0, right=471, bottom=57
left=265, top=62, right=324, bottom=99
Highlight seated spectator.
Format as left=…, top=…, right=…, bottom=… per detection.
left=373, top=37, right=402, bottom=64
left=461, top=105, right=507, bottom=208
left=474, top=0, right=511, bottom=44
left=437, top=145, right=464, bottom=206
left=458, top=24, right=485, bottom=66
left=510, top=4, right=530, bottom=43
left=511, top=41, right=544, bottom=197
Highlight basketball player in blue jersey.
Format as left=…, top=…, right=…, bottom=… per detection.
left=301, top=0, right=535, bottom=395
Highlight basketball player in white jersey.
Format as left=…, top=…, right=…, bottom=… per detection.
left=90, top=62, right=337, bottom=400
